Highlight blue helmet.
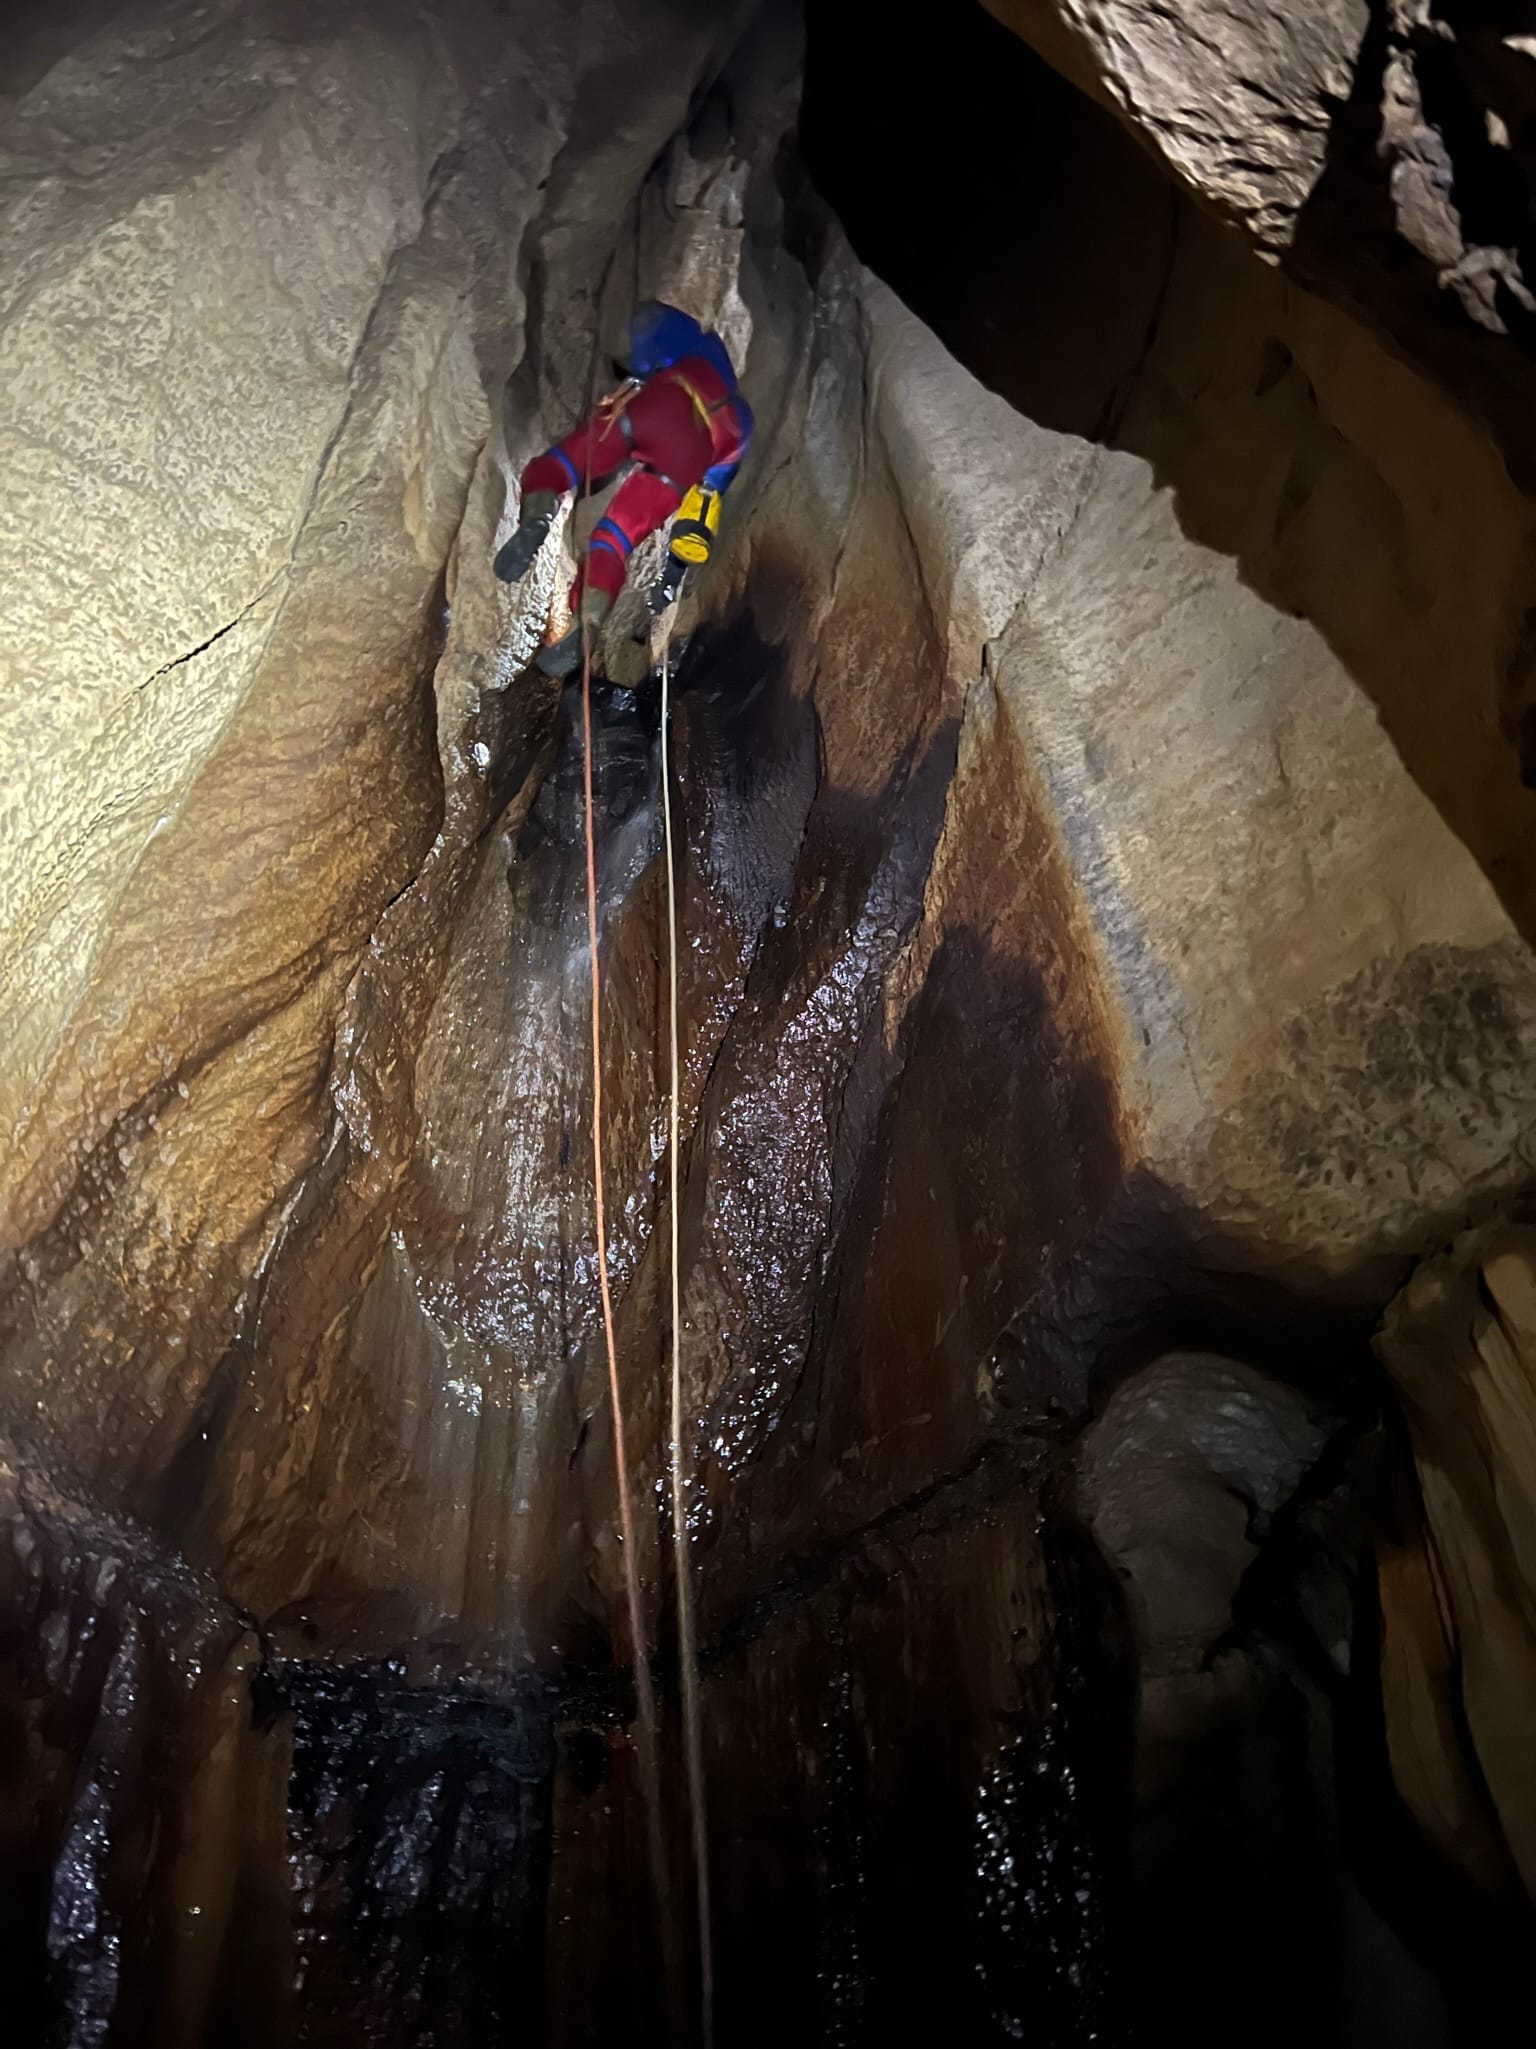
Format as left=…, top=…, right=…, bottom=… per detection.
left=627, top=300, right=738, bottom=389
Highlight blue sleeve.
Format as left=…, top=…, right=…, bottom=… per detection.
left=696, top=330, right=739, bottom=388
left=702, top=398, right=753, bottom=493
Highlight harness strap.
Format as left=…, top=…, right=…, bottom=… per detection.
left=591, top=379, right=641, bottom=463
left=663, top=367, right=734, bottom=424
left=598, top=378, right=642, bottom=423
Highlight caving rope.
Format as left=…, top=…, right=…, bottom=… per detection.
left=573, top=316, right=714, bottom=2044
left=574, top=353, right=670, bottom=1970
left=661, top=630, right=714, bottom=2048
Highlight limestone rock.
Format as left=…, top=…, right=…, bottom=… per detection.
left=1377, top=1223, right=1536, bottom=1898
left=1074, top=1351, right=1463, bottom=2041
left=979, top=0, right=1536, bottom=694
left=0, top=0, right=753, bottom=1513
left=0, top=1450, right=282, bottom=2049
left=5, top=0, right=1536, bottom=2034
left=1376, top=1472, right=1520, bottom=1902
left=859, top=254, right=1536, bottom=1291
left=981, top=0, right=1365, bottom=250
left=1077, top=1351, right=1327, bottom=1659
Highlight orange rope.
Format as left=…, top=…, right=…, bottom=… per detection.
left=579, top=631, right=656, bottom=1742
left=575, top=390, right=674, bottom=2017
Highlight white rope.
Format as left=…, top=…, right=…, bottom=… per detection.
left=662, top=635, right=714, bottom=2047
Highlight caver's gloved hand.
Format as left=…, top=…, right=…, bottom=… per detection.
left=494, top=488, right=559, bottom=584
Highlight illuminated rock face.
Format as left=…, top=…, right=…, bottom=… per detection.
left=2, top=2, right=1535, bottom=2042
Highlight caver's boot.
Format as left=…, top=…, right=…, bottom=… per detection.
left=493, top=489, right=558, bottom=583
left=537, top=584, right=614, bottom=679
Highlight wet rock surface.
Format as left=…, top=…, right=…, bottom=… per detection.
left=4, top=0, right=1536, bottom=2042
left=0, top=1455, right=281, bottom=2049
left=282, top=1661, right=552, bottom=2049
left=543, top=1496, right=1132, bottom=2049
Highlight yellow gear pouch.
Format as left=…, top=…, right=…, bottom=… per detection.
left=668, top=484, right=722, bottom=566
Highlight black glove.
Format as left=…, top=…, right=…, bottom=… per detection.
left=494, top=513, right=551, bottom=585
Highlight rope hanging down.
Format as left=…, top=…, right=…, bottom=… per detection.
left=579, top=633, right=655, bottom=1736
left=568, top=265, right=712, bottom=2038
left=662, top=634, right=714, bottom=2047
left=575, top=349, right=670, bottom=1975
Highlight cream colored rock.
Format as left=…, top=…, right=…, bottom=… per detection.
left=980, top=0, right=1364, bottom=249
left=0, top=0, right=730, bottom=1505
left=862, top=219, right=1536, bottom=1275
left=1078, top=1351, right=1326, bottom=1654
left=1, top=4, right=455, bottom=1140
left=5, top=0, right=1536, bottom=2026
left=979, top=0, right=1536, bottom=745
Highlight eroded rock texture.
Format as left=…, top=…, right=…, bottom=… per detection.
left=0, top=1459, right=287, bottom=2049
left=1378, top=1223, right=1536, bottom=1902
left=3, top=0, right=1536, bottom=2042
left=981, top=0, right=1536, bottom=762
left=1075, top=1355, right=1487, bottom=2044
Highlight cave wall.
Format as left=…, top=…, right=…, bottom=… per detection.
left=1377, top=1220, right=1536, bottom=1902
left=0, top=1456, right=290, bottom=2049
left=979, top=5, right=1536, bottom=506
left=4, top=0, right=1536, bottom=2042
left=0, top=0, right=761, bottom=1512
